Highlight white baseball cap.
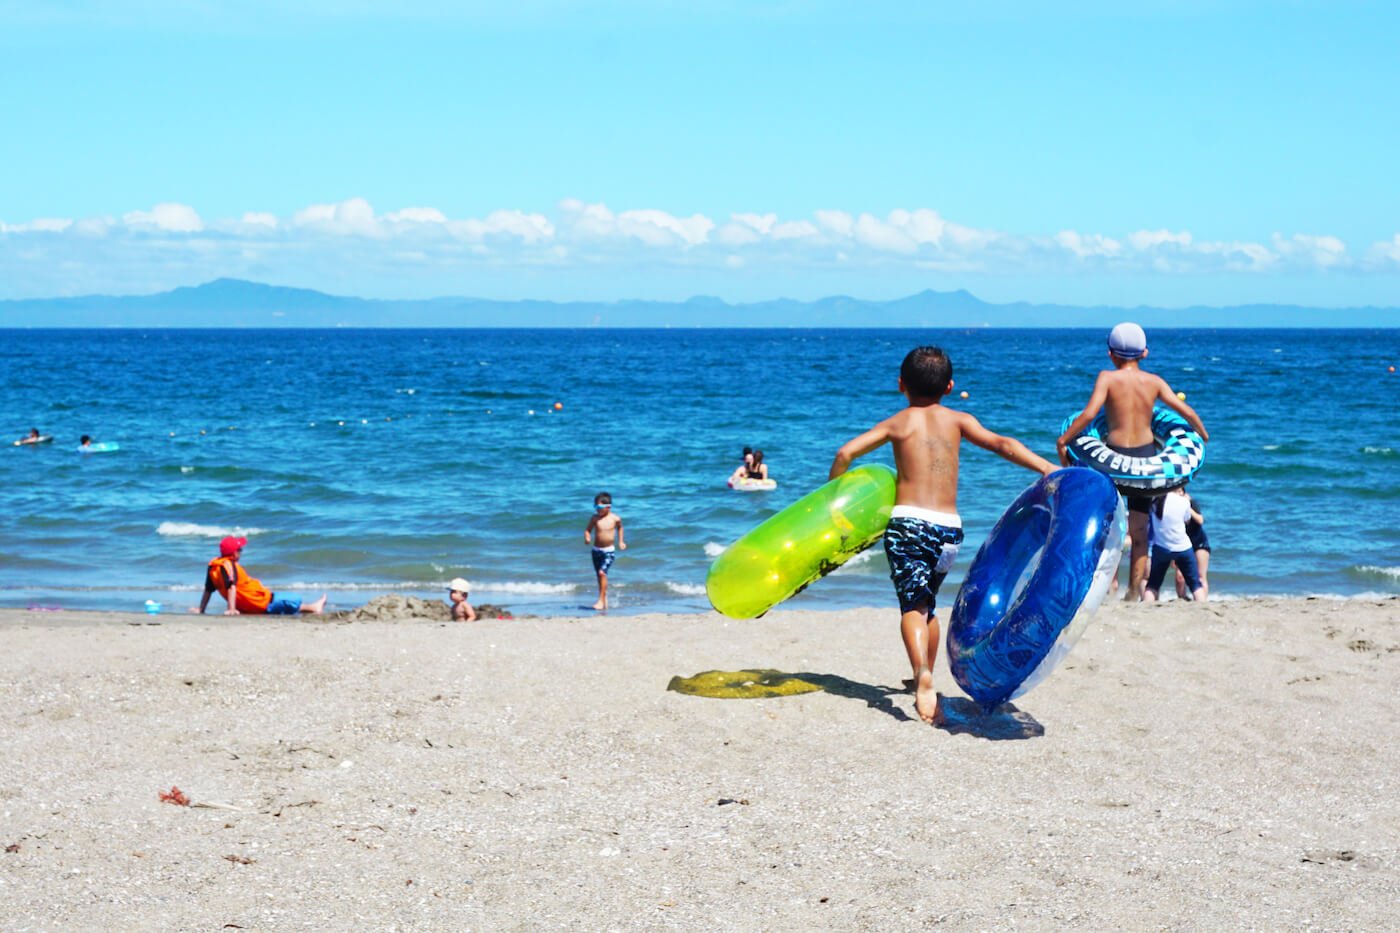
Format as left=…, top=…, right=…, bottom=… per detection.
left=1108, top=322, right=1147, bottom=359
left=447, top=577, right=471, bottom=593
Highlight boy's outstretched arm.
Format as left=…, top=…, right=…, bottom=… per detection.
left=961, top=413, right=1056, bottom=475
left=1056, top=373, right=1110, bottom=464
left=1154, top=377, right=1209, bottom=441
left=829, top=422, right=891, bottom=479
left=616, top=517, right=625, bottom=550
left=584, top=514, right=596, bottom=545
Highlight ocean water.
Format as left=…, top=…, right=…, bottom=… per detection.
left=2, top=328, right=1397, bottom=615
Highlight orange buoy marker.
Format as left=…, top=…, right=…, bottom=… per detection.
left=959, top=391, right=969, bottom=399
left=1390, top=365, right=1396, bottom=373
left=554, top=402, right=563, bottom=410
left=1176, top=391, right=1187, bottom=400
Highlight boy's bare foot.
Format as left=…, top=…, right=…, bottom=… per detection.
left=913, top=669, right=939, bottom=724
left=305, top=594, right=328, bottom=614
left=591, top=600, right=607, bottom=611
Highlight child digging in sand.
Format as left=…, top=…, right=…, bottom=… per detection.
left=584, top=492, right=625, bottom=611
left=830, top=346, right=1055, bottom=725
left=446, top=577, right=477, bottom=621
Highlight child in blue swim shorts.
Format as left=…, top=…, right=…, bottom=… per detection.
left=830, top=346, right=1055, bottom=726
left=584, top=492, right=625, bottom=611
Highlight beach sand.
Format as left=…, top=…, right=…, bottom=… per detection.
left=1, top=597, right=1397, bottom=930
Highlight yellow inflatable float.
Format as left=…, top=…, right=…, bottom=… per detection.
left=705, top=463, right=896, bottom=618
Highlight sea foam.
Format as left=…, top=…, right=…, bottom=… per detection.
left=157, top=522, right=267, bottom=538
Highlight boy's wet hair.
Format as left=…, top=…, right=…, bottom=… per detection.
left=594, top=491, right=612, bottom=506
left=900, top=346, right=953, bottom=398
left=80, top=434, right=91, bottom=444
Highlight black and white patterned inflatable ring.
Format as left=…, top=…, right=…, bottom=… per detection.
left=1061, top=403, right=1206, bottom=495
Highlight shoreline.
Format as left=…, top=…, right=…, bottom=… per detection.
left=3, top=597, right=1398, bottom=927
left=2, top=588, right=1400, bottom=624
left=2, top=590, right=1398, bottom=624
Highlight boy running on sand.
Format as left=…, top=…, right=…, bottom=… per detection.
left=1056, top=323, right=1208, bottom=601
left=830, top=346, right=1055, bottom=725
left=584, top=492, right=625, bottom=611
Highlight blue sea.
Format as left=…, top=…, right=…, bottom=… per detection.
left=2, top=328, right=1397, bottom=615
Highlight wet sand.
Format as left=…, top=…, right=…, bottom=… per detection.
left=1, top=597, right=1397, bottom=929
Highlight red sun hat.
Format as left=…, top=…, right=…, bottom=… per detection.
left=219, top=535, right=247, bottom=557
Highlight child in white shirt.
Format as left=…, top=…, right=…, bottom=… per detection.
left=1144, top=486, right=1205, bottom=601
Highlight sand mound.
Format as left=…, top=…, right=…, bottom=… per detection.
left=327, top=594, right=515, bottom=622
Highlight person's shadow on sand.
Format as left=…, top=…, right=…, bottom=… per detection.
left=668, top=669, right=1043, bottom=737
left=931, top=694, right=1044, bottom=740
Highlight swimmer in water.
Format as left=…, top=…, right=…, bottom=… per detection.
left=728, top=447, right=770, bottom=484
left=14, top=428, right=44, bottom=446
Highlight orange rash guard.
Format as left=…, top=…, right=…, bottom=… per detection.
left=207, top=558, right=273, bottom=613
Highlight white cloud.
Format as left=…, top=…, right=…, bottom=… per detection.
left=1128, top=229, right=1192, bottom=250
left=1055, top=230, right=1122, bottom=259
left=122, top=202, right=204, bottom=232
left=617, top=208, right=714, bottom=247
left=384, top=207, right=447, bottom=224
left=1366, top=234, right=1400, bottom=266
left=449, top=209, right=554, bottom=244
left=815, top=209, right=854, bottom=237
left=772, top=219, right=819, bottom=240
left=0, top=197, right=1383, bottom=299
left=1271, top=232, right=1346, bottom=268
left=0, top=216, right=72, bottom=234
left=292, top=197, right=378, bottom=235
left=854, top=213, right=917, bottom=254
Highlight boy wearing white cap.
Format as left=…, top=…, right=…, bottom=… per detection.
left=1057, top=323, right=1208, bottom=601
left=447, top=577, right=477, bottom=621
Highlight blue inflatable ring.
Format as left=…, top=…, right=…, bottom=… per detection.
left=947, top=468, right=1124, bottom=710
left=1061, top=402, right=1205, bottom=495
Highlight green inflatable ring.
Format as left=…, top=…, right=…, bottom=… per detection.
left=705, top=463, right=896, bottom=619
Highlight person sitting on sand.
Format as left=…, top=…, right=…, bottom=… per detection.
left=830, top=346, right=1055, bottom=725
left=15, top=428, right=44, bottom=446
left=1144, top=487, right=1206, bottom=602
left=195, top=536, right=327, bottom=616
left=1056, top=323, right=1208, bottom=601
left=446, top=577, right=477, bottom=622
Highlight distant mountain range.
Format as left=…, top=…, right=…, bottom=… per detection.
left=0, top=278, right=1395, bottom=327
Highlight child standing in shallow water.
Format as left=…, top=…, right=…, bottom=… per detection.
left=830, top=346, right=1055, bottom=725
left=585, top=492, right=625, bottom=611
left=1056, top=323, right=1208, bottom=601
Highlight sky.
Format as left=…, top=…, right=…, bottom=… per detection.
left=1, top=0, right=1398, bottom=307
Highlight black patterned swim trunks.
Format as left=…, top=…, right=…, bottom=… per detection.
left=883, top=511, right=964, bottom=619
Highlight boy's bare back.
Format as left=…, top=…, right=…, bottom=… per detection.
left=833, top=404, right=1052, bottom=513
left=1096, top=367, right=1173, bottom=448
left=883, top=405, right=967, bottom=513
